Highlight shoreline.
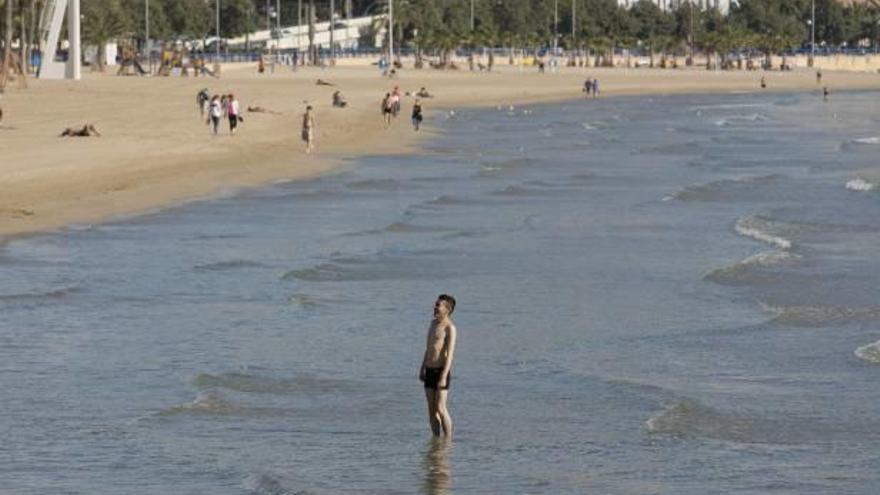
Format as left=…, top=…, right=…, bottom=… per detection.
left=1, top=65, right=877, bottom=245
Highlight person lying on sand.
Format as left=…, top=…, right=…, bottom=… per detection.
left=247, top=105, right=281, bottom=115
left=332, top=91, right=348, bottom=108
left=316, top=79, right=335, bottom=86
left=416, top=87, right=433, bottom=98
left=59, top=124, right=101, bottom=137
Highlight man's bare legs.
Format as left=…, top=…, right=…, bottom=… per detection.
left=436, top=389, right=453, bottom=437
left=424, top=388, right=442, bottom=436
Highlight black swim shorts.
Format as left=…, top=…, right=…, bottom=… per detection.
left=422, top=367, right=450, bottom=390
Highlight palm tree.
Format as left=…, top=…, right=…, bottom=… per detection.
left=83, top=0, right=129, bottom=71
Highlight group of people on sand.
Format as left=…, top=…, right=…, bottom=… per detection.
left=583, top=77, right=600, bottom=98
left=380, top=85, right=431, bottom=131
left=198, top=89, right=242, bottom=136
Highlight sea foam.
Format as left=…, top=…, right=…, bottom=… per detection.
left=855, top=340, right=880, bottom=364
left=845, top=178, right=875, bottom=192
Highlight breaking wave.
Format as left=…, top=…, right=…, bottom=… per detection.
left=855, top=340, right=880, bottom=364
left=851, top=137, right=880, bottom=145
left=704, top=250, right=801, bottom=285
left=0, top=285, right=81, bottom=303
left=845, top=178, right=876, bottom=192
left=735, top=215, right=792, bottom=249
left=156, top=392, right=244, bottom=417
left=646, top=400, right=759, bottom=443
left=714, top=113, right=771, bottom=127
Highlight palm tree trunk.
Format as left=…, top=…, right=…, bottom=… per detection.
left=307, top=0, right=315, bottom=65
left=5, top=0, right=14, bottom=70
left=20, top=0, right=29, bottom=73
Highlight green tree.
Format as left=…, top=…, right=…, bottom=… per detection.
left=83, top=0, right=130, bottom=71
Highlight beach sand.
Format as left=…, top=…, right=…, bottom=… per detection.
left=0, top=63, right=877, bottom=241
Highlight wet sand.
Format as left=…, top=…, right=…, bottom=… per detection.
left=0, top=63, right=877, bottom=241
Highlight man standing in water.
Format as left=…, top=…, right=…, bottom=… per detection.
left=419, top=294, right=457, bottom=437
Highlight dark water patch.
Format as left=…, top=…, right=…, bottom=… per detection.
left=763, top=303, right=880, bottom=328
left=282, top=252, right=458, bottom=283
left=191, top=372, right=353, bottom=394
left=243, top=473, right=312, bottom=495
left=345, top=178, right=404, bottom=192
left=194, top=260, right=270, bottom=272
left=0, top=285, right=81, bottom=303
left=190, top=233, right=249, bottom=240
left=346, top=221, right=458, bottom=237
left=669, top=175, right=781, bottom=202
left=634, top=141, right=704, bottom=156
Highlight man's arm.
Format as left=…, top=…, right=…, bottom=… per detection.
left=440, top=324, right=457, bottom=386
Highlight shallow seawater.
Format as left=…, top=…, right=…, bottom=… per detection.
left=2, top=90, right=880, bottom=494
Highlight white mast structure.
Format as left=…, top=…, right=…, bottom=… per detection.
left=39, top=0, right=81, bottom=79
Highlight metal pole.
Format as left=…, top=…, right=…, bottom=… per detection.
left=470, top=0, right=474, bottom=31
left=276, top=0, right=280, bottom=49
left=553, top=0, right=558, bottom=53
left=298, top=0, right=302, bottom=52
left=145, top=0, right=150, bottom=74
left=571, top=0, right=575, bottom=49
left=68, top=0, right=81, bottom=79
left=330, top=0, right=335, bottom=63
left=811, top=0, right=816, bottom=61
left=215, top=0, right=220, bottom=63
left=388, top=0, right=393, bottom=64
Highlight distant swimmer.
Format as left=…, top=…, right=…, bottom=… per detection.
left=419, top=294, right=457, bottom=438
left=823, top=87, right=830, bottom=101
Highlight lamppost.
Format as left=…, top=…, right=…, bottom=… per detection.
left=145, top=0, right=150, bottom=74
left=388, top=0, right=393, bottom=64
left=810, top=0, right=816, bottom=66
left=330, top=0, right=335, bottom=64
left=215, top=0, right=220, bottom=71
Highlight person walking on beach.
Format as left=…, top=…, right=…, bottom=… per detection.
left=381, top=93, right=393, bottom=127
left=197, top=88, right=210, bottom=118
left=583, top=78, right=592, bottom=97
left=816, top=70, right=822, bottom=85
left=391, top=86, right=402, bottom=118
left=419, top=294, right=457, bottom=438
left=592, top=78, right=599, bottom=98
left=823, top=87, right=830, bottom=101
left=227, top=93, right=241, bottom=135
left=301, top=105, right=316, bottom=154
left=412, top=99, right=424, bottom=131
left=207, top=94, right=222, bottom=135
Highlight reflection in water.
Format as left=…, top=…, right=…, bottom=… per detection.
left=421, top=437, right=453, bottom=495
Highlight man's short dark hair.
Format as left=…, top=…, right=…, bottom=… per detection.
left=438, top=294, right=456, bottom=314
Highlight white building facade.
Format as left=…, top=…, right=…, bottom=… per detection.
left=617, top=0, right=734, bottom=15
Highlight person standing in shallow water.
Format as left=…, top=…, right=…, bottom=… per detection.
left=419, top=294, right=457, bottom=437
left=301, top=105, right=316, bottom=154
left=411, top=99, right=423, bottom=131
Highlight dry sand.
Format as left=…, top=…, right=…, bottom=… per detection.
left=0, top=63, right=877, bottom=241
